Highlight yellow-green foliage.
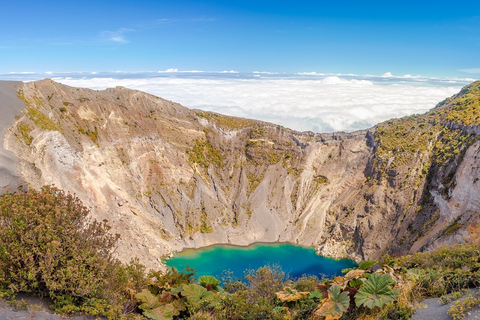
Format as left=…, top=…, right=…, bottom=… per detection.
left=435, top=81, right=480, bottom=126
left=250, top=125, right=265, bottom=138
left=187, top=138, right=223, bottom=170
left=397, top=244, right=480, bottom=273
left=86, top=130, right=98, bottom=143
left=392, top=244, right=480, bottom=297
left=314, top=175, right=328, bottom=185
left=200, top=207, right=212, bottom=234
left=433, top=129, right=472, bottom=163
left=195, top=111, right=254, bottom=130
left=374, top=115, right=436, bottom=171
left=247, top=172, right=264, bottom=196
left=77, top=127, right=99, bottom=143
left=442, top=217, right=463, bottom=237
left=448, top=294, right=480, bottom=320
left=17, top=90, right=57, bottom=131
left=16, top=89, right=27, bottom=104
left=26, top=107, right=58, bottom=131
left=374, top=81, right=479, bottom=177
left=0, top=187, right=148, bottom=319
left=246, top=139, right=282, bottom=166
left=15, top=122, right=33, bottom=146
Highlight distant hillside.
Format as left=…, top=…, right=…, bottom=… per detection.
left=1, top=78, right=479, bottom=267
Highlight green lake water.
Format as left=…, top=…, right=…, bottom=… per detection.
left=165, top=243, right=357, bottom=280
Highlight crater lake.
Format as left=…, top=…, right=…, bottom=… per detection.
left=165, top=243, right=357, bottom=280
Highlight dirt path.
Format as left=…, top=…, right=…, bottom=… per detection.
left=0, top=294, right=103, bottom=320
left=412, top=289, right=480, bottom=320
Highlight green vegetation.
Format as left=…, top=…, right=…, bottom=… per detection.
left=1, top=190, right=480, bottom=320
left=314, top=175, right=329, bottom=185
left=435, top=80, right=480, bottom=126
left=195, top=111, right=254, bottom=130
left=15, top=122, right=33, bottom=146
left=186, top=138, right=223, bottom=171
left=0, top=186, right=402, bottom=319
left=355, top=274, right=398, bottom=309
left=315, top=284, right=349, bottom=318
left=440, top=289, right=470, bottom=305
left=86, top=129, right=98, bottom=143
left=199, top=208, right=212, bottom=234
left=17, top=89, right=59, bottom=131
left=77, top=127, right=99, bottom=143
left=373, top=81, right=480, bottom=178
left=0, top=186, right=147, bottom=319
left=198, top=276, right=220, bottom=291
left=447, top=294, right=480, bottom=319
left=247, top=172, right=264, bottom=196
left=26, top=107, right=58, bottom=131
left=441, top=217, right=463, bottom=237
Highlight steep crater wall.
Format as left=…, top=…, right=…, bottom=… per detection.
left=2, top=79, right=480, bottom=268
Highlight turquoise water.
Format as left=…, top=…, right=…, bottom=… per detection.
left=165, top=243, right=357, bottom=280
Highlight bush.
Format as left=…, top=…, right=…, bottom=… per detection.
left=0, top=186, right=134, bottom=316
left=244, top=265, right=285, bottom=302
left=395, top=245, right=480, bottom=296
left=379, top=302, right=414, bottom=320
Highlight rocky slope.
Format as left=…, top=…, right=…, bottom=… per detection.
left=1, top=79, right=480, bottom=268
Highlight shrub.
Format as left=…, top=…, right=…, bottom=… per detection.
left=244, top=265, right=285, bottom=302
left=0, top=186, right=131, bottom=316
left=379, top=302, right=414, bottom=320
left=448, top=294, right=480, bottom=320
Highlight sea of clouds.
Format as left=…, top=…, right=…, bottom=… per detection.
left=3, top=71, right=474, bottom=133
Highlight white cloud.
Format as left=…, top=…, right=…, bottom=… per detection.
left=52, top=73, right=465, bottom=133
left=459, top=68, right=480, bottom=74
left=8, top=71, right=35, bottom=74
left=403, top=74, right=418, bottom=78
left=158, top=68, right=205, bottom=73
left=161, top=68, right=179, bottom=73
left=100, top=28, right=133, bottom=44
left=297, top=72, right=325, bottom=76
left=253, top=71, right=278, bottom=74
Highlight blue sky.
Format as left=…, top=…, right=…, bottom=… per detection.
left=1, top=0, right=480, bottom=77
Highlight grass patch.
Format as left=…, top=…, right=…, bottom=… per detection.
left=195, top=111, right=254, bottom=130
left=187, top=138, right=223, bottom=171
left=26, top=107, right=58, bottom=131
left=15, top=122, right=33, bottom=146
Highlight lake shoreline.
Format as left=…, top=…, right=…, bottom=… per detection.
left=166, top=241, right=357, bottom=263
left=165, top=242, right=357, bottom=280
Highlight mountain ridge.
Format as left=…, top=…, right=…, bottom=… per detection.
left=1, top=78, right=479, bottom=268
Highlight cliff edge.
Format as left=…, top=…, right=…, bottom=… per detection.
left=1, top=79, right=479, bottom=268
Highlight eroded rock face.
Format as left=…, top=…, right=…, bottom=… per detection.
left=2, top=79, right=480, bottom=268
